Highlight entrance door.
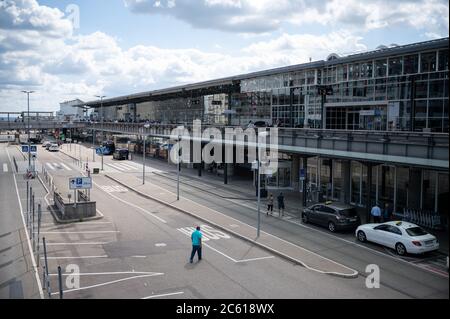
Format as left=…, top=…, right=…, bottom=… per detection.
left=347, top=111, right=360, bottom=130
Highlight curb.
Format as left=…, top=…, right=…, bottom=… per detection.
left=105, top=174, right=358, bottom=279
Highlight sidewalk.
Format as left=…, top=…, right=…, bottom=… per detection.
left=105, top=172, right=358, bottom=278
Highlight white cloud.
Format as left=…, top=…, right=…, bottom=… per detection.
left=123, top=0, right=449, bottom=35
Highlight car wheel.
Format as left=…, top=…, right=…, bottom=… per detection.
left=357, top=231, right=367, bottom=242
left=395, top=243, right=407, bottom=256
left=328, top=222, right=336, bottom=232
left=302, top=214, right=308, bottom=223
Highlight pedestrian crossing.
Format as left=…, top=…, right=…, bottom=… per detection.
left=45, top=162, right=73, bottom=171
left=2, top=163, right=8, bottom=172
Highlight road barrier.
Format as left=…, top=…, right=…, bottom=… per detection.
left=399, top=208, right=444, bottom=230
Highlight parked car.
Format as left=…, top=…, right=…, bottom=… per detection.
left=48, top=143, right=59, bottom=152
left=356, top=221, right=439, bottom=256
left=42, top=141, right=51, bottom=148
left=302, top=201, right=360, bottom=232
left=113, top=148, right=129, bottom=160
left=45, top=143, right=52, bottom=150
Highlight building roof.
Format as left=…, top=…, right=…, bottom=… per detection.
left=81, top=37, right=448, bottom=108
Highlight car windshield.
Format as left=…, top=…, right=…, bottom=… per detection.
left=406, top=227, right=429, bottom=237
left=339, top=208, right=358, bottom=217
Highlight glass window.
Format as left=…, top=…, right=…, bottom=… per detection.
left=374, top=225, right=389, bottom=231
left=438, top=49, right=449, bottom=71
left=404, top=54, right=419, bottom=74
left=429, top=80, right=444, bottom=98
left=428, top=100, right=443, bottom=117
left=388, top=226, right=402, bottom=235
left=421, top=51, right=436, bottom=73
left=406, top=227, right=428, bottom=237
left=375, top=59, right=387, bottom=77
left=415, top=81, right=428, bottom=99
left=388, top=57, right=403, bottom=76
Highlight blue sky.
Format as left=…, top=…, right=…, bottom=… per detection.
left=0, top=0, right=448, bottom=112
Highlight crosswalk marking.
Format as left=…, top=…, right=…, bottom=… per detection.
left=59, top=163, right=72, bottom=171
left=3, top=163, right=8, bottom=172
left=117, top=163, right=136, bottom=170
left=46, top=163, right=55, bottom=170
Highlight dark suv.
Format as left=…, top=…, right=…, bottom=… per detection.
left=113, top=148, right=129, bottom=160
left=302, top=202, right=360, bottom=232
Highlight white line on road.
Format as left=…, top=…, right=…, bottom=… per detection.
left=235, top=256, right=275, bottom=263
left=46, top=242, right=110, bottom=246
left=50, top=273, right=165, bottom=296
left=117, top=163, right=137, bottom=170
left=93, top=180, right=167, bottom=224
left=6, top=147, right=44, bottom=299
left=42, top=255, right=108, bottom=260
left=59, top=162, right=72, bottom=171
left=37, top=231, right=120, bottom=234
left=46, top=163, right=55, bottom=170
left=49, top=271, right=162, bottom=276
left=142, top=292, right=184, bottom=299
left=3, top=163, right=8, bottom=172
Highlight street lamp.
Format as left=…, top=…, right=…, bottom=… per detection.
left=95, top=95, right=106, bottom=170
left=177, top=135, right=181, bottom=200
left=21, top=90, right=35, bottom=173
left=255, top=131, right=269, bottom=237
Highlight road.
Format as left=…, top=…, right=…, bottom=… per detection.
left=1, top=141, right=448, bottom=298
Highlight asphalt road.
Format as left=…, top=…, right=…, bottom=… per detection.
left=3, top=142, right=448, bottom=299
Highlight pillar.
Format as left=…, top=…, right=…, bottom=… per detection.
left=365, top=162, right=373, bottom=223
left=302, top=157, right=308, bottom=207
left=408, top=168, right=421, bottom=209
left=341, top=160, right=351, bottom=204
left=291, top=154, right=300, bottom=191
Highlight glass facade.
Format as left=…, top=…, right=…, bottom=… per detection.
left=234, top=44, right=448, bottom=132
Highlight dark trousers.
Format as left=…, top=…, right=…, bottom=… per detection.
left=373, top=216, right=381, bottom=223
left=190, top=245, right=202, bottom=261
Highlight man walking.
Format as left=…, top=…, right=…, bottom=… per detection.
left=266, top=193, right=274, bottom=216
left=277, top=192, right=285, bottom=217
left=371, top=203, right=382, bottom=223
left=190, top=226, right=202, bottom=263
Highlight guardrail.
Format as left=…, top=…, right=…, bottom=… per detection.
left=392, top=208, right=447, bottom=230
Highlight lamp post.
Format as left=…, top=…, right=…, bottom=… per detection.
left=177, top=135, right=181, bottom=200
left=21, top=90, right=34, bottom=173
left=255, top=131, right=269, bottom=238
left=95, top=95, right=106, bottom=170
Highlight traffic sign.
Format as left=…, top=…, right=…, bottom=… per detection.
left=21, top=145, right=37, bottom=154
left=69, top=177, right=92, bottom=190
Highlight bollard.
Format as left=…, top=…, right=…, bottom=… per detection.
left=37, top=203, right=41, bottom=266
left=43, top=237, right=51, bottom=298
left=32, top=194, right=35, bottom=251
left=58, top=266, right=63, bottom=299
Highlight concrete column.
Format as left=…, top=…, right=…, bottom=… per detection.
left=341, top=160, right=351, bottom=204
left=302, top=157, right=308, bottom=207
left=365, top=163, right=373, bottom=223
left=408, top=168, right=421, bottom=209
left=291, top=154, right=300, bottom=191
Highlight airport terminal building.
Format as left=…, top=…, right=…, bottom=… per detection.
left=85, top=37, right=449, bottom=218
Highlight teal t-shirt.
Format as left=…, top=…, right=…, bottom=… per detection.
left=191, top=230, right=202, bottom=246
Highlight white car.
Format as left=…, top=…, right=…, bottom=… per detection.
left=42, top=141, right=51, bottom=148
left=356, top=221, right=439, bottom=255
left=48, top=143, right=59, bottom=152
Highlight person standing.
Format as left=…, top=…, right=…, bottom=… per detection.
left=371, top=203, right=382, bottom=223
left=266, top=194, right=274, bottom=216
left=277, top=192, right=285, bottom=217
left=190, top=226, right=202, bottom=263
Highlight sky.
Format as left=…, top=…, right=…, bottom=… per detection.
left=0, top=0, right=448, bottom=113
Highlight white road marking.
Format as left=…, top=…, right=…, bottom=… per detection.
left=42, top=255, right=108, bottom=260
left=94, top=180, right=167, bottom=224
left=46, top=242, right=109, bottom=246
left=132, top=256, right=147, bottom=258
left=59, top=162, right=72, bottom=171
left=114, top=163, right=132, bottom=171
left=49, top=271, right=161, bottom=276
left=3, top=163, right=8, bottom=172
left=106, top=163, right=129, bottom=171
left=235, top=256, right=275, bottom=263
left=6, top=147, right=44, bottom=299
left=117, top=163, right=137, bottom=170
left=142, top=292, right=184, bottom=299
left=155, top=243, right=166, bottom=247
left=38, top=231, right=120, bottom=234
left=50, top=273, right=165, bottom=296
left=46, top=163, right=55, bottom=170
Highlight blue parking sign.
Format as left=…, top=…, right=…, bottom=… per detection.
left=22, top=145, right=29, bottom=153
left=30, top=145, right=37, bottom=152
left=76, top=178, right=82, bottom=186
